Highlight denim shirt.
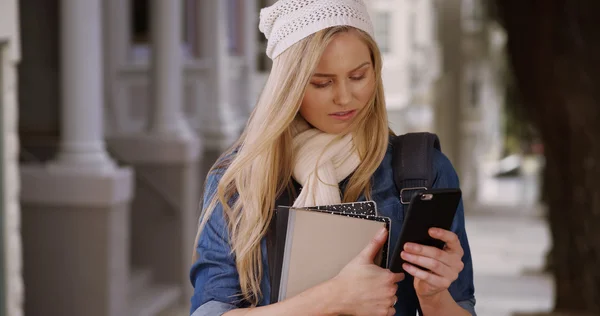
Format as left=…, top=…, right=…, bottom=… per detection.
left=190, top=141, right=477, bottom=316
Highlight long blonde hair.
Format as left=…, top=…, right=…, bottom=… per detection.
left=193, top=26, right=390, bottom=306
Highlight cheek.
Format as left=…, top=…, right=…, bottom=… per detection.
left=300, top=90, right=327, bottom=117
left=354, top=80, right=375, bottom=105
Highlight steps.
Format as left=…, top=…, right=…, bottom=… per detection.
left=129, top=267, right=182, bottom=316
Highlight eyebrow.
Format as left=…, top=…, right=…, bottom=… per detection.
left=312, top=61, right=371, bottom=78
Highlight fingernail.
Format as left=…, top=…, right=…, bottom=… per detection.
left=430, top=228, right=440, bottom=235
left=401, top=251, right=414, bottom=260
left=378, top=227, right=387, bottom=238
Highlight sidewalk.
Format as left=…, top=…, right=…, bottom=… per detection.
left=467, top=158, right=554, bottom=316
left=467, top=211, right=553, bottom=316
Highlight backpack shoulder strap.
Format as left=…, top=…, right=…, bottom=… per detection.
left=391, top=132, right=441, bottom=204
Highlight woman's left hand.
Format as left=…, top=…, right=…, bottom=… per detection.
left=400, top=228, right=464, bottom=298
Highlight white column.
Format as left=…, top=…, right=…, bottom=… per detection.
left=19, top=2, right=134, bottom=315
left=244, top=0, right=259, bottom=112
left=200, top=0, right=241, bottom=150
left=148, top=0, right=193, bottom=137
left=105, top=0, right=201, bottom=304
left=103, top=0, right=130, bottom=135
left=53, top=0, right=115, bottom=171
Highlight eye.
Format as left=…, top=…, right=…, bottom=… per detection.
left=311, top=80, right=332, bottom=88
left=350, top=74, right=365, bottom=81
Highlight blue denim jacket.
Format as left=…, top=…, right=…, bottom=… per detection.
left=190, top=141, right=477, bottom=315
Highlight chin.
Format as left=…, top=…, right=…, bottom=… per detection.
left=318, top=124, right=354, bottom=135
left=302, top=116, right=356, bottom=135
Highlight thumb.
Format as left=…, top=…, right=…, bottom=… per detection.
left=357, top=227, right=388, bottom=263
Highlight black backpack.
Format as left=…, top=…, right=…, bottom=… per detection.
left=391, top=132, right=441, bottom=205
left=267, top=132, right=442, bottom=304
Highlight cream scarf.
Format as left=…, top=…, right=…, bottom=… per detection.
left=291, top=127, right=361, bottom=208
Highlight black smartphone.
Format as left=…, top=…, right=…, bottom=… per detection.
left=389, top=188, right=462, bottom=273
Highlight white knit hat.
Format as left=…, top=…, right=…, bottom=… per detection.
left=259, top=0, right=375, bottom=59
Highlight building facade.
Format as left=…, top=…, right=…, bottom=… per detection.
left=364, top=0, right=506, bottom=201
left=15, top=0, right=256, bottom=315
left=366, top=0, right=440, bottom=132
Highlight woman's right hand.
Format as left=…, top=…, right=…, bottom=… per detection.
left=330, top=228, right=405, bottom=316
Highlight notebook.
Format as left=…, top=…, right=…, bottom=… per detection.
left=268, top=203, right=391, bottom=302
left=267, top=201, right=381, bottom=303
left=298, top=201, right=378, bottom=216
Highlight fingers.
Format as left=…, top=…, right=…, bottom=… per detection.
left=388, top=296, right=397, bottom=315
left=386, top=295, right=397, bottom=315
left=392, top=272, right=406, bottom=283
left=403, top=263, right=454, bottom=289
left=379, top=296, right=397, bottom=316
left=400, top=251, right=454, bottom=278
left=402, top=229, right=465, bottom=288
left=403, top=242, right=455, bottom=268
left=388, top=307, right=396, bottom=316
left=358, top=227, right=388, bottom=263
left=428, top=228, right=464, bottom=255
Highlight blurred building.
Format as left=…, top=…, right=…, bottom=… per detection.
left=433, top=0, right=506, bottom=200
left=364, top=0, right=441, bottom=134
left=362, top=0, right=506, bottom=200
left=0, top=0, right=505, bottom=315
left=366, top=0, right=506, bottom=201
left=15, top=0, right=257, bottom=315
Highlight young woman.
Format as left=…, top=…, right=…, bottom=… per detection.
left=190, top=1, right=476, bottom=315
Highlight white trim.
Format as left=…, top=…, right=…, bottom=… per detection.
left=1, top=40, right=24, bottom=316
left=20, top=166, right=134, bottom=208
left=1, top=1, right=23, bottom=314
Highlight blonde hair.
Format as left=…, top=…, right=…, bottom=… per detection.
left=192, top=26, right=390, bottom=306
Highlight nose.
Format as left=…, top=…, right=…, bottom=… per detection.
left=333, top=81, right=352, bottom=106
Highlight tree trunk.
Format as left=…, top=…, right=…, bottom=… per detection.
left=493, top=0, right=600, bottom=313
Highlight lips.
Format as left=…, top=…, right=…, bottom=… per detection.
left=328, top=109, right=357, bottom=121
left=330, top=110, right=355, bottom=116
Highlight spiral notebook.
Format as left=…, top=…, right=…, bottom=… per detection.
left=267, top=201, right=391, bottom=303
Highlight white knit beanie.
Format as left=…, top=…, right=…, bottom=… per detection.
left=259, top=0, right=375, bottom=59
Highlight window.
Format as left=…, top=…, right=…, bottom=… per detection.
left=373, top=11, right=392, bottom=53
left=131, top=0, right=150, bottom=44
left=469, top=79, right=480, bottom=108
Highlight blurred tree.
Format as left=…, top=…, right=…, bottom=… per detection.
left=489, top=0, right=600, bottom=314
left=501, top=70, right=538, bottom=156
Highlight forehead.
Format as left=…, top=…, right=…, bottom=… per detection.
left=315, top=30, right=371, bottom=72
